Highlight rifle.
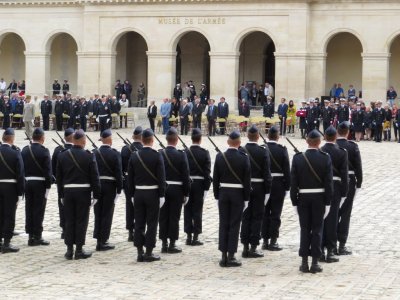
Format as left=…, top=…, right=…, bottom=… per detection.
left=259, top=132, right=268, bottom=144
left=52, top=138, right=64, bottom=149
left=316, top=128, right=326, bottom=140
left=116, top=132, right=130, bottom=147
left=207, top=136, right=221, bottom=153
left=85, top=134, right=98, bottom=149
left=56, top=131, right=66, bottom=145
left=285, top=136, right=300, bottom=153
left=177, top=136, right=188, bottom=150
left=25, top=132, right=32, bottom=144
left=154, top=135, right=166, bottom=149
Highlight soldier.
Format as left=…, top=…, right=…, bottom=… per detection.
left=337, top=98, right=350, bottom=124
left=290, top=130, right=333, bottom=273
left=56, top=130, right=101, bottom=260
left=336, top=122, right=363, bottom=255
left=21, top=128, right=52, bottom=246
left=96, top=96, right=111, bottom=133
left=159, top=127, right=190, bottom=253
left=321, top=99, right=335, bottom=132
left=240, top=125, right=272, bottom=258
left=52, top=79, right=61, bottom=96
left=40, top=94, right=52, bottom=131
left=320, top=126, right=348, bottom=263
left=121, top=126, right=143, bottom=242
left=128, top=128, right=166, bottom=262
left=0, top=128, right=24, bottom=253
left=184, top=128, right=212, bottom=246
left=62, top=80, right=70, bottom=96
left=52, top=128, right=74, bottom=238
left=2, top=96, right=12, bottom=129
left=79, top=97, right=89, bottom=132
left=54, top=95, right=64, bottom=131
left=93, top=130, right=123, bottom=251
left=261, top=126, right=290, bottom=251
left=72, top=98, right=81, bottom=129
left=372, top=100, right=385, bottom=143
left=213, top=130, right=251, bottom=267
left=351, top=102, right=365, bottom=142
left=263, top=96, right=274, bottom=118
left=64, top=93, right=73, bottom=128
left=306, top=99, right=319, bottom=133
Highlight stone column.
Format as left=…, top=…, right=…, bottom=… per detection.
left=209, top=52, right=239, bottom=109
left=97, top=51, right=117, bottom=95
left=306, top=53, right=327, bottom=100
left=24, top=51, right=50, bottom=97
left=146, top=51, right=176, bottom=105
left=362, top=53, right=390, bottom=101
left=76, top=51, right=101, bottom=97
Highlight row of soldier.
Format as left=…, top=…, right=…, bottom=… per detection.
left=0, top=120, right=362, bottom=273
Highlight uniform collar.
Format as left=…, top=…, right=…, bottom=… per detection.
left=2, top=143, right=12, bottom=147
left=336, top=137, right=347, bottom=140
left=228, top=147, right=238, bottom=150
left=246, top=142, right=258, bottom=145
left=267, top=140, right=278, bottom=144
left=167, top=145, right=176, bottom=149
left=100, top=144, right=111, bottom=148
left=191, top=144, right=201, bottom=147
left=306, top=147, right=319, bottom=150
left=324, top=142, right=336, bottom=145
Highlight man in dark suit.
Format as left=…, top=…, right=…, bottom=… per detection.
left=173, top=84, right=182, bottom=101
left=206, top=99, right=217, bottom=136
left=62, top=80, right=70, bottom=96
left=52, top=79, right=61, bottom=96
left=263, top=96, right=274, bottom=118
left=147, top=100, right=157, bottom=132
left=277, top=98, right=288, bottom=135
left=41, top=94, right=53, bottom=131
left=191, top=98, right=203, bottom=129
left=179, top=99, right=190, bottom=135
left=217, top=97, right=229, bottom=135
left=123, top=80, right=133, bottom=106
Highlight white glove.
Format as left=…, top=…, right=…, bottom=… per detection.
left=183, top=196, right=189, bottom=206
left=31, top=120, right=35, bottom=126
left=293, top=206, right=298, bottom=216
left=243, top=201, right=249, bottom=212
left=91, top=199, right=98, bottom=207
left=340, top=197, right=346, bottom=208
left=285, top=191, right=289, bottom=199
left=61, top=198, right=64, bottom=205
left=45, top=189, right=50, bottom=199
left=324, top=205, right=331, bottom=219
left=215, top=199, right=219, bottom=206
left=355, top=188, right=360, bottom=198
left=131, top=197, right=134, bottom=205
left=96, top=117, right=99, bottom=122
left=17, top=195, right=23, bottom=206
left=264, top=194, right=270, bottom=206
left=203, top=190, right=208, bottom=201
left=114, top=194, right=120, bottom=205
left=159, top=197, right=165, bottom=208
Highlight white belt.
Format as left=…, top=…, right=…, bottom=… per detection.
left=333, top=176, right=341, bottom=182
left=220, top=183, right=244, bottom=188
left=0, top=179, right=17, bottom=183
left=348, top=171, right=355, bottom=175
left=136, top=185, right=158, bottom=190
left=166, top=181, right=183, bottom=185
left=190, top=176, right=204, bottom=180
left=271, top=173, right=284, bottom=177
left=251, top=178, right=264, bottom=183
left=98, top=114, right=108, bottom=117
left=99, top=176, right=116, bottom=181
left=299, top=188, right=325, bottom=194
left=64, top=184, right=91, bottom=188
left=26, top=176, right=45, bottom=181
left=124, top=172, right=128, bottom=176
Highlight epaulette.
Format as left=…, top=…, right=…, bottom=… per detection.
left=12, top=145, right=20, bottom=151
left=319, top=150, right=329, bottom=155
left=240, top=151, right=248, bottom=156
left=86, top=150, right=92, bottom=154
left=294, top=151, right=302, bottom=156
left=348, top=140, right=356, bottom=145
left=112, top=148, right=118, bottom=152
left=278, top=144, right=286, bottom=149
left=178, top=149, right=185, bottom=153
left=339, top=146, right=347, bottom=152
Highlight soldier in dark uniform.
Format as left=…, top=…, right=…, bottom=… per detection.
left=96, top=96, right=111, bottom=133
left=63, top=94, right=73, bottom=128
left=2, top=96, right=12, bottom=129
left=56, top=130, right=101, bottom=259
left=21, top=128, right=52, bottom=246
left=321, top=100, right=335, bottom=132
left=240, top=125, right=272, bottom=258
left=72, top=99, right=81, bottom=129
left=128, top=129, right=166, bottom=262
left=0, top=128, right=25, bottom=253
left=40, top=94, right=52, bottom=131
left=213, top=130, right=251, bottom=267
left=52, top=79, right=61, bottom=96
left=351, top=102, right=365, bottom=142
left=306, top=100, right=319, bottom=133
left=336, top=122, right=363, bottom=255
left=290, top=130, right=333, bottom=273
left=261, top=126, right=290, bottom=251
left=159, top=127, right=190, bottom=253
left=321, top=126, right=348, bottom=263
left=263, top=97, right=274, bottom=118
left=184, top=128, right=212, bottom=246
left=337, top=98, right=350, bottom=124
left=54, top=95, right=64, bottom=131
left=93, top=130, right=123, bottom=251
left=298, top=100, right=308, bottom=139
left=121, top=126, right=143, bottom=242
left=62, top=80, right=70, bottom=96
left=79, top=98, right=89, bottom=132
left=52, top=128, right=74, bottom=238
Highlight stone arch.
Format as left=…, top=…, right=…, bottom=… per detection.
left=322, top=28, right=365, bottom=53
left=109, top=27, right=150, bottom=53
left=233, top=27, right=279, bottom=53
left=170, top=27, right=214, bottom=53
left=43, top=29, right=81, bottom=53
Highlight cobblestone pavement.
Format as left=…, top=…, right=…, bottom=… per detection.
left=1, top=125, right=400, bottom=299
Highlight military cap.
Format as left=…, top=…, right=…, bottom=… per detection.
left=166, top=127, right=178, bottom=136
left=33, top=127, right=44, bottom=136
left=248, top=125, right=259, bottom=134
left=324, top=99, right=330, bottom=103
left=307, top=129, right=322, bottom=139
left=191, top=128, right=202, bottom=137
left=340, top=98, right=346, bottom=102
left=338, top=121, right=350, bottom=130
left=64, top=128, right=74, bottom=137
left=324, top=125, right=337, bottom=137
left=228, top=130, right=241, bottom=140
left=74, top=129, right=85, bottom=140
left=100, top=129, right=112, bottom=139
left=3, top=128, right=15, bottom=136
left=269, top=126, right=279, bottom=135
left=301, top=100, right=306, bottom=103
left=142, top=128, right=154, bottom=138
left=133, top=126, right=143, bottom=136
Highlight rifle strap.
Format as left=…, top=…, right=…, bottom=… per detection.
left=0, top=149, right=16, bottom=176
left=187, top=147, right=205, bottom=176
left=67, top=150, right=89, bottom=177
left=136, top=152, right=157, bottom=181
left=220, top=151, right=243, bottom=185
left=95, top=148, right=113, bottom=174
left=302, top=153, right=322, bottom=184
left=162, top=150, right=181, bottom=176
left=267, top=148, right=283, bottom=172
left=242, top=145, right=261, bottom=171
left=28, top=145, right=45, bottom=174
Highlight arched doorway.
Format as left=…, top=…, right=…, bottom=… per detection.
left=238, top=31, right=275, bottom=106
left=0, top=33, right=26, bottom=94
left=48, top=33, right=78, bottom=95
left=325, top=32, right=363, bottom=98
left=389, top=35, right=400, bottom=96
left=114, top=31, right=148, bottom=107
left=175, top=31, right=210, bottom=100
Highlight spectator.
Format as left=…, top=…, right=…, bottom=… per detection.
left=335, top=83, right=344, bottom=99
left=257, top=84, right=265, bottom=106
left=351, top=102, right=365, bottom=142
left=182, top=82, right=190, bottom=100
left=287, top=100, right=297, bottom=134
left=200, top=83, right=208, bottom=106
left=2, top=96, right=11, bottom=129
left=297, top=100, right=307, bottom=139
left=387, top=86, right=397, bottom=108
left=206, top=99, right=217, bottom=136
left=217, top=97, right=229, bottom=135
left=330, top=83, right=337, bottom=98
left=62, top=80, right=69, bottom=96
left=160, top=98, right=171, bottom=134
left=18, top=80, right=25, bottom=96
left=239, top=83, right=249, bottom=102
left=110, top=96, right=121, bottom=129
left=147, top=100, right=157, bottom=132
left=123, top=80, right=132, bottom=106
left=277, top=98, right=288, bottom=135
left=0, top=78, right=6, bottom=94
left=395, top=105, right=400, bottom=143
left=7, top=79, right=18, bottom=97
left=238, top=99, right=250, bottom=131
left=264, top=82, right=274, bottom=101
left=188, top=80, right=196, bottom=102
left=23, top=95, right=35, bottom=139
left=137, top=82, right=146, bottom=107
left=173, top=83, right=182, bottom=101
left=348, top=85, right=356, bottom=100
left=179, top=99, right=190, bottom=135
left=392, top=104, right=398, bottom=142
left=383, top=104, right=392, bottom=141
left=263, top=96, right=274, bottom=118
left=115, top=79, right=123, bottom=99
left=364, top=106, right=373, bottom=141
left=192, top=98, right=203, bottom=129
left=52, top=79, right=61, bottom=96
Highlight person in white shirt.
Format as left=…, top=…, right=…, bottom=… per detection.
left=0, top=78, right=7, bottom=93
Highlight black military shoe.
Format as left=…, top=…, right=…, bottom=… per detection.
left=96, top=243, right=115, bottom=251
left=143, top=251, right=161, bottom=262
left=137, top=247, right=144, bottom=262
left=168, top=241, right=182, bottom=254
left=186, top=233, right=192, bottom=245
left=75, top=249, right=92, bottom=260
left=310, top=257, right=323, bottom=273
left=226, top=254, right=242, bottom=267
left=267, top=238, right=283, bottom=251
left=2, top=242, right=19, bottom=254
left=247, top=246, right=264, bottom=258
left=299, top=257, right=309, bottom=273
left=161, top=240, right=168, bottom=253
left=30, top=236, right=50, bottom=246
left=326, top=250, right=339, bottom=263
left=241, top=244, right=249, bottom=258
left=338, top=245, right=352, bottom=255
left=61, top=231, right=65, bottom=239
left=65, top=248, right=73, bottom=260
left=191, top=234, right=203, bottom=246
left=219, top=252, right=227, bottom=267
left=261, top=240, right=268, bottom=250
left=128, top=231, right=134, bottom=242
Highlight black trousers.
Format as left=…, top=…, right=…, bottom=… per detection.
left=307, top=121, right=316, bottom=134
left=262, top=179, right=285, bottom=240
left=124, top=180, right=134, bottom=231
left=64, top=189, right=91, bottom=246
left=159, top=185, right=183, bottom=241
left=279, top=116, right=287, bottom=135
left=184, top=180, right=204, bottom=235
left=375, top=124, right=383, bottom=142
left=149, top=118, right=155, bottom=132
left=323, top=121, right=331, bottom=132
left=180, top=117, right=189, bottom=135
left=218, top=188, right=244, bottom=253
left=208, top=120, right=216, bottom=136
left=93, top=181, right=116, bottom=242
left=58, top=197, right=65, bottom=231
left=2, top=115, right=10, bottom=129
left=219, top=121, right=226, bottom=135
left=134, top=190, right=160, bottom=249
left=25, top=181, right=47, bottom=237
left=99, top=116, right=109, bottom=133
left=42, top=115, right=50, bottom=131
left=67, top=116, right=74, bottom=128
left=241, top=183, right=265, bottom=246
left=337, top=176, right=356, bottom=245
left=0, top=183, right=18, bottom=241
left=322, top=183, right=341, bottom=251
left=80, top=116, right=87, bottom=132
left=297, top=195, right=325, bottom=258
left=56, top=114, right=63, bottom=131
left=192, top=117, right=201, bottom=129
